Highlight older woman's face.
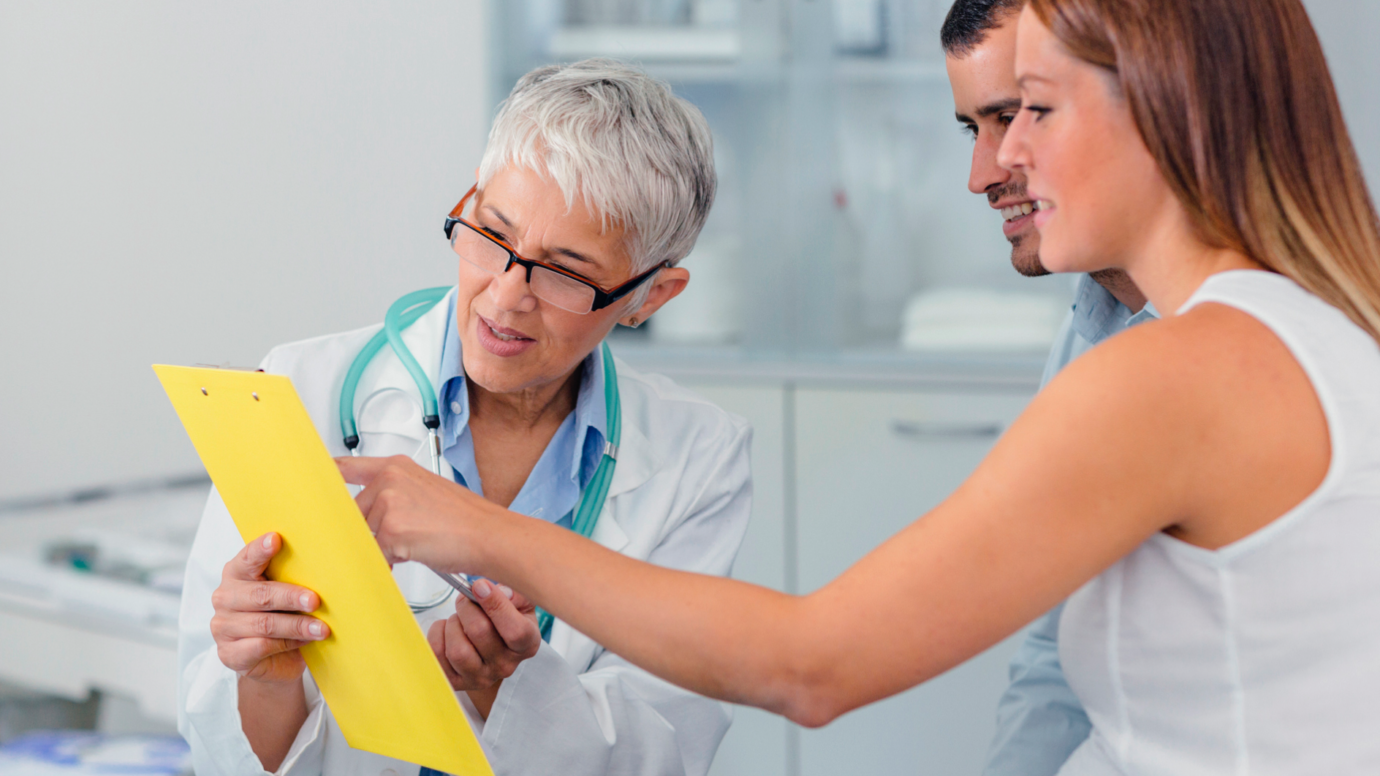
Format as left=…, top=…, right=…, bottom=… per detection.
left=457, top=165, right=632, bottom=395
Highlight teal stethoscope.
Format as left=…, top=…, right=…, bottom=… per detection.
left=340, top=286, right=620, bottom=638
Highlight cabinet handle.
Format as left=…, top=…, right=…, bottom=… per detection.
left=890, top=420, right=1003, bottom=440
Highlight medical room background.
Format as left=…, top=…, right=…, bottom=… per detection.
left=1, top=1, right=1378, bottom=774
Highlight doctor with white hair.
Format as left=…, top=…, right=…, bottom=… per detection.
left=176, top=59, right=751, bottom=776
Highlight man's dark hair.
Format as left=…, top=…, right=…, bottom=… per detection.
left=941, top=0, right=1026, bottom=57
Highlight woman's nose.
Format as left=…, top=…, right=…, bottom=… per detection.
left=969, top=131, right=1013, bottom=195
left=997, top=112, right=1031, bottom=173
left=487, top=260, right=539, bottom=313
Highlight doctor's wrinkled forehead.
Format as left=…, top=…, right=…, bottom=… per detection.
left=477, top=58, right=717, bottom=274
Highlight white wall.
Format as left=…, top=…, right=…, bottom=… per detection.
left=0, top=2, right=489, bottom=500
left=1304, top=0, right=1380, bottom=185
left=2, top=1, right=1379, bottom=502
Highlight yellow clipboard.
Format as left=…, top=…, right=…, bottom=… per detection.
left=154, top=365, right=491, bottom=776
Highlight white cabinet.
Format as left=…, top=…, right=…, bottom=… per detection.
left=793, top=387, right=1033, bottom=776
left=680, top=377, right=1039, bottom=776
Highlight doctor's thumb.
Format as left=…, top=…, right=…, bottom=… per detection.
left=237, top=532, right=280, bottom=578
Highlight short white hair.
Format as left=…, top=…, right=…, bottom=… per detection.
left=477, top=59, right=717, bottom=278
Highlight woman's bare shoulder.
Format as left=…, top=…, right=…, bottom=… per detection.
left=1031, top=301, right=1329, bottom=547
left=1055, top=301, right=1315, bottom=405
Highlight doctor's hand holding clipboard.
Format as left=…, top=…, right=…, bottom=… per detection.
left=206, top=526, right=542, bottom=741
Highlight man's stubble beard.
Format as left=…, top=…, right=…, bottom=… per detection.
left=1009, top=230, right=1049, bottom=278
left=989, top=180, right=1050, bottom=278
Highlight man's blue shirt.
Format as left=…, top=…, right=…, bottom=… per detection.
left=437, top=298, right=607, bottom=528
left=982, top=274, right=1158, bottom=776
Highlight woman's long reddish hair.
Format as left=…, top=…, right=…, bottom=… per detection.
left=1028, top=0, right=1380, bottom=340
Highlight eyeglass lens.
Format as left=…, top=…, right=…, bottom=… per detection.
left=451, top=224, right=598, bottom=314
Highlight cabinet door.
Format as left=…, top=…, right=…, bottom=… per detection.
left=681, top=383, right=792, bottom=776
left=794, top=387, right=1033, bottom=776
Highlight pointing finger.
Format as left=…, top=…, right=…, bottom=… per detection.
left=336, top=456, right=390, bottom=487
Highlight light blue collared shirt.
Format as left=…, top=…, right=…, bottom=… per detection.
left=436, top=297, right=607, bottom=529
left=983, top=274, right=1159, bottom=776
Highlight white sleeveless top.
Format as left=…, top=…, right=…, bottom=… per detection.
left=1057, top=270, right=1380, bottom=775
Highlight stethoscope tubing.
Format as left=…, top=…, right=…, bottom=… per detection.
left=339, top=287, right=621, bottom=634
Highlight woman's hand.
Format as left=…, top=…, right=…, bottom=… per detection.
left=209, top=532, right=329, bottom=684
left=428, top=579, right=542, bottom=719
left=337, top=455, right=499, bottom=572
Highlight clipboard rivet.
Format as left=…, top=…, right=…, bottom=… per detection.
left=200, top=387, right=208, bottom=396
left=252, top=392, right=260, bottom=401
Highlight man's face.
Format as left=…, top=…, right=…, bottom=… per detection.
left=945, top=16, right=1047, bottom=276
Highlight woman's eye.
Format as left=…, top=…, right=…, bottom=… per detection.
left=481, top=227, right=508, bottom=243
left=551, top=262, right=589, bottom=280
left=1024, top=105, right=1052, bottom=120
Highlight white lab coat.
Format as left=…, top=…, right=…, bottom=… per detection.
left=176, top=291, right=753, bottom=776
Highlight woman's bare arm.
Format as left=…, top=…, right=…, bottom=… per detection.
left=342, top=306, right=1327, bottom=726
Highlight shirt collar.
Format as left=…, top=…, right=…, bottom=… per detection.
left=1070, top=273, right=1160, bottom=343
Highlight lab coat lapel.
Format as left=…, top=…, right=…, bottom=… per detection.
left=586, top=378, right=658, bottom=554
left=550, top=377, right=659, bottom=667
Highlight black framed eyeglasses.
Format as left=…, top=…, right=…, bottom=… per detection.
left=444, top=185, right=668, bottom=315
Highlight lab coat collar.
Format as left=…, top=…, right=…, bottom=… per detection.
left=588, top=357, right=659, bottom=553
left=606, top=387, right=656, bottom=501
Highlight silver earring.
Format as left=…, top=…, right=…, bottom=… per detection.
left=629, top=317, right=640, bottom=328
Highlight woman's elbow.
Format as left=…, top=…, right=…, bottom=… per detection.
left=783, top=695, right=844, bottom=729
left=774, top=659, right=851, bottom=729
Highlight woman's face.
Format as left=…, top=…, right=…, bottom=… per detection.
left=997, top=7, right=1176, bottom=275
left=456, top=165, right=635, bottom=396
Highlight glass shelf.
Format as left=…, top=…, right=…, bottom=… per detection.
left=547, top=26, right=741, bottom=62
left=486, top=1, right=1074, bottom=363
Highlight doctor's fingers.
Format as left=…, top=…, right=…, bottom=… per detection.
left=216, top=636, right=310, bottom=675
left=427, top=620, right=468, bottom=689
left=465, top=582, right=541, bottom=658
left=451, top=597, right=506, bottom=661
left=442, top=615, right=502, bottom=686
left=210, top=610, right=330, bottom=644
left=211, top=578, right=319, bottom=615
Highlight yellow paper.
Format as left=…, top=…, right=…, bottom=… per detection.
left=154, top=365, right=491, bottom=776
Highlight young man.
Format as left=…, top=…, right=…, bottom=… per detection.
left=940, top=2, right=1159, bottom=774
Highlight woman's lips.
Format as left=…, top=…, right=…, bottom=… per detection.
left=475, top=315, right=537, bottom=357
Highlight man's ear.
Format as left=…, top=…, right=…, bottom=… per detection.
left=618, top=267, right=690, bottom=327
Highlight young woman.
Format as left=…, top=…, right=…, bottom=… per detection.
left=343, top=0, right=1380, bottom=771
